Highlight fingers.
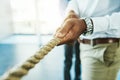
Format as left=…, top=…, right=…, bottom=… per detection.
left=57, top=30, right=75, bottom=45
left=54, top=10, right=84, bottom=45
left=55, top=19, right=73, bottom=38
left=55, top=18, right=82, bottom=45
left=58, top=10, right=79, bottom=41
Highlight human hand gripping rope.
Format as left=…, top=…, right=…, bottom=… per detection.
left=0, top=10, right=88, bottom=80
left=0, top=37, right=61, bottom=80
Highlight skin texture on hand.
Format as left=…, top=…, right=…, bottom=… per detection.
left=54, top=10, right=87, bottom=45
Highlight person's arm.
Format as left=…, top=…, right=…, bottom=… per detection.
left=54, top=11, right=120, bottom=45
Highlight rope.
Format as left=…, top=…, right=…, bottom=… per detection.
left=1, top=37, right=61, bottom=80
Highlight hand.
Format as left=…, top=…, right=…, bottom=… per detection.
left=54, top=10, right=83, bottom=45
left=54, top=18, right=87, bottom=45
left=62, top=10, right=80, bottom=45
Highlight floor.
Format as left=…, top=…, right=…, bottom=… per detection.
left=0, top=34, right=120, bottom=80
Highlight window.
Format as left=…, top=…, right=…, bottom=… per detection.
left=10, top=0, right=62, bottom=34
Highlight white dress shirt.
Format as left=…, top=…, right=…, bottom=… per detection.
left=65, top=0, right=120, bottom=39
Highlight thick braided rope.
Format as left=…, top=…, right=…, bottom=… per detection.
left=1, top=38, right=61, bottom=80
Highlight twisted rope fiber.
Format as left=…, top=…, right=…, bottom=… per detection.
left=1, top=38, right=61, bottom=80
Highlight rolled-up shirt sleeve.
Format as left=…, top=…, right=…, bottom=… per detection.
left=92, top=11, right=120, bottom=34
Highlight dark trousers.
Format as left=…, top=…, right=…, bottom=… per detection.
left=64, top=41, right=81, bottom=80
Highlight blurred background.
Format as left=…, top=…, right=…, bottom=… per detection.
left=0, top=0, right=62, bottom=35
left=0, top=0, right=120, bottom=80
left=0, top=0, right=69, bottom=80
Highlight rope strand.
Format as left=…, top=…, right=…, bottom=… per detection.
left=1, top=38, right=61, bottom=80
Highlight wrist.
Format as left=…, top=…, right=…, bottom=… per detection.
left=81, top=19, right=87, bottom=32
